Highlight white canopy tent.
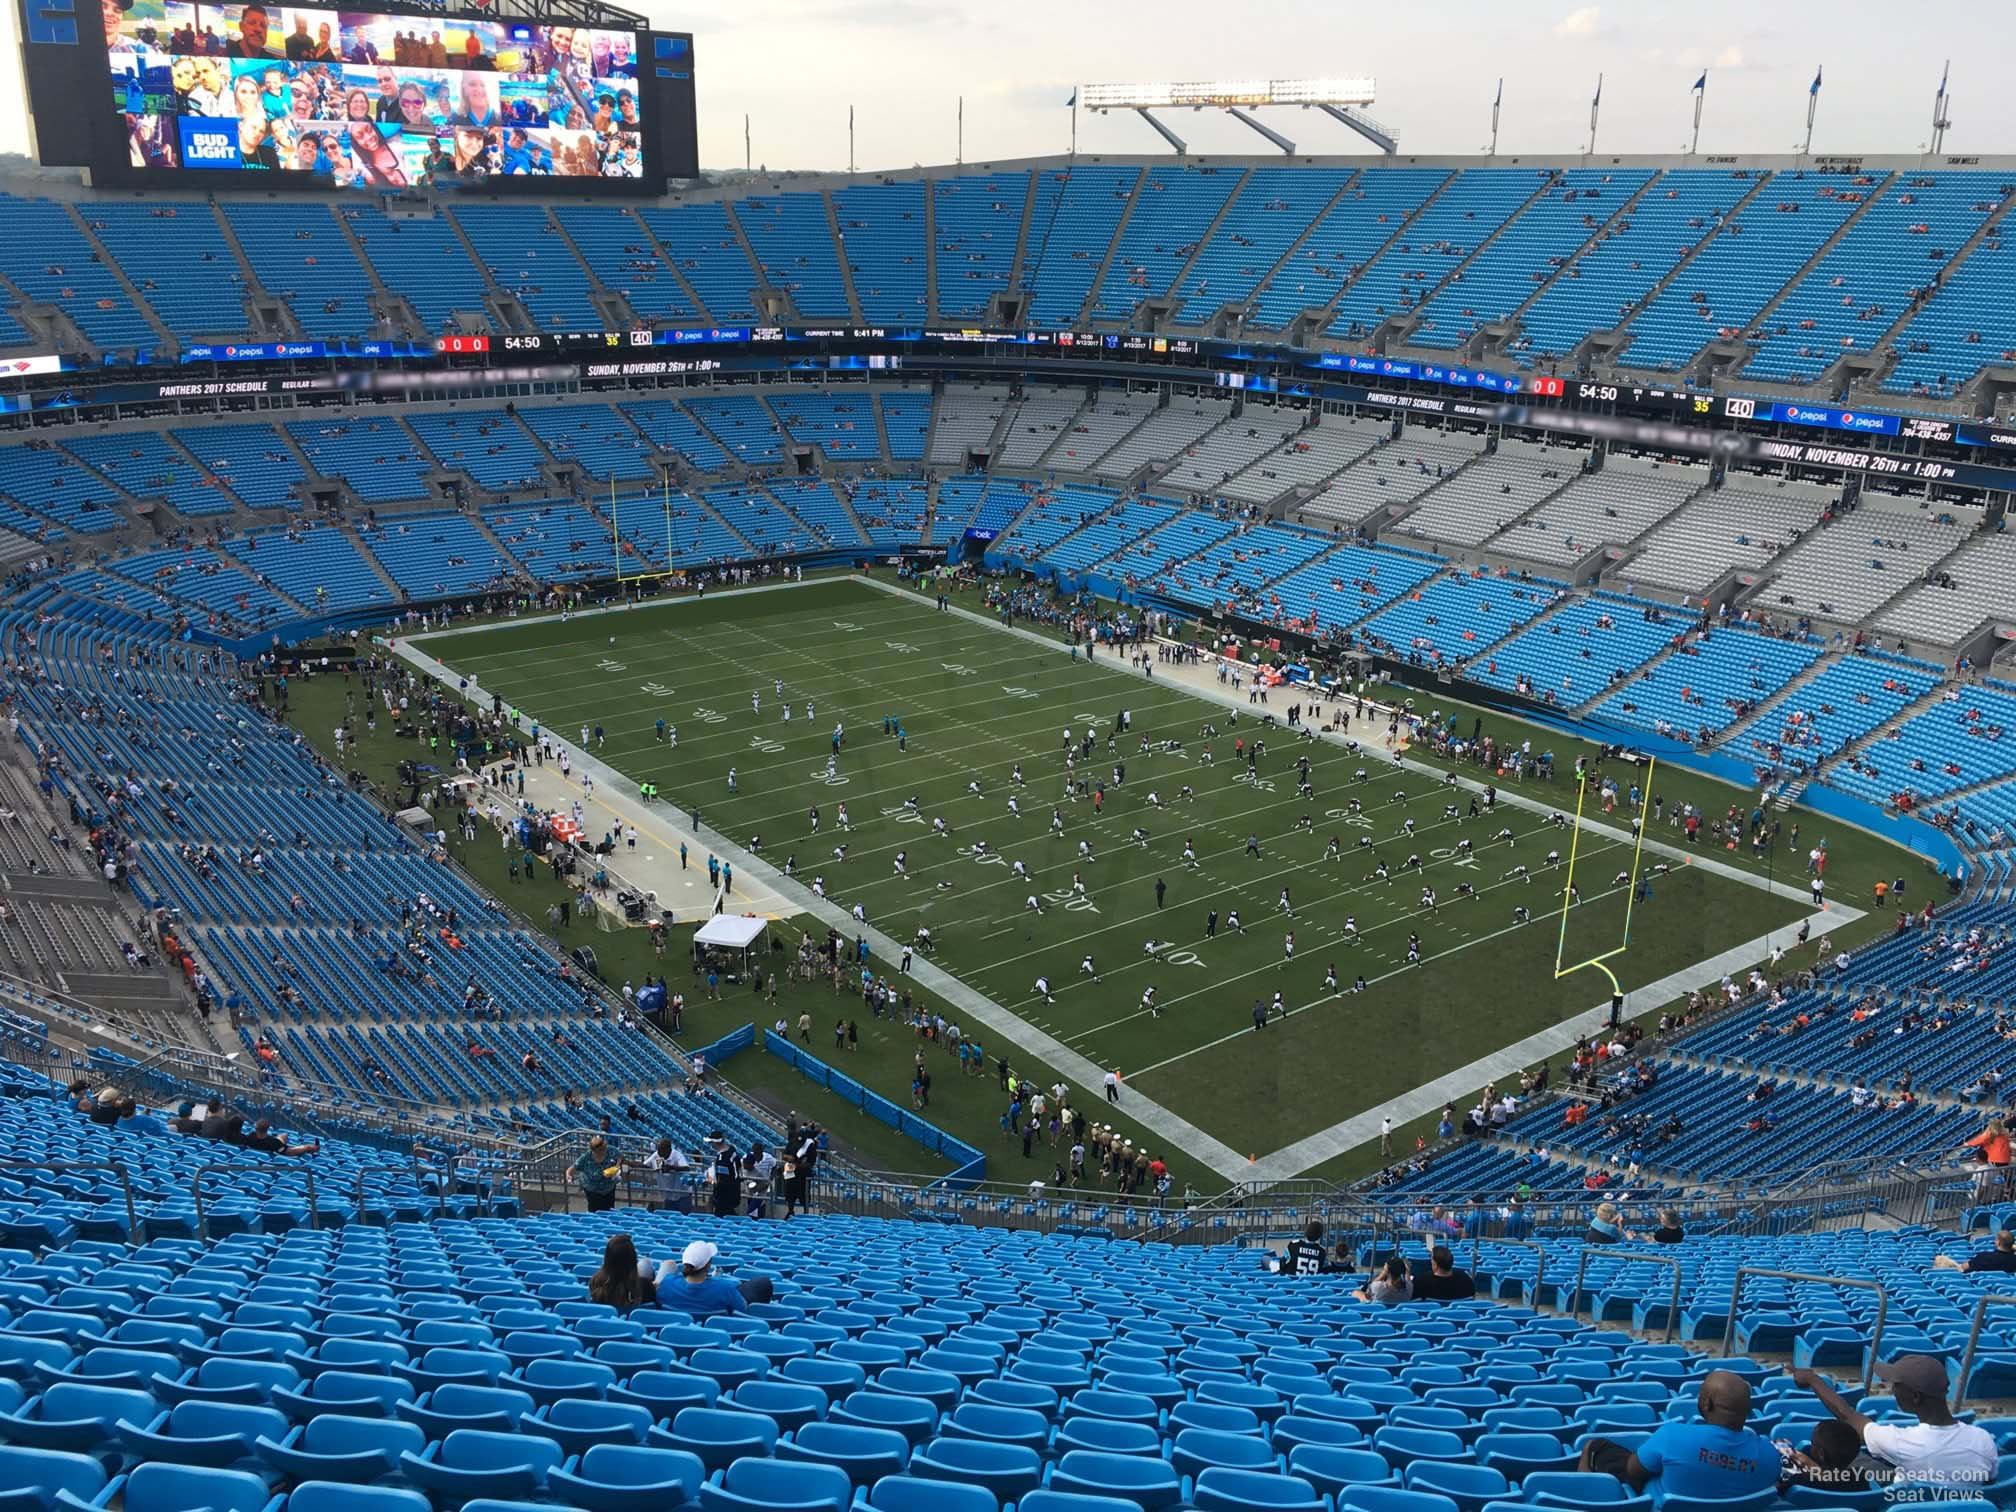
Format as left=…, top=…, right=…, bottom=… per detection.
left=692, top=914, right=770, bottom=978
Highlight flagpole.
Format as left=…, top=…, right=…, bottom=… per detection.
left=1690, top=72, right=1705, bottom=155
left=1803, top=66, right=1821, bottom=158
left=1070, top=89, right=1078, bottom=157
left=848, top=105, right=855, bottom=174
left=957, top=95, right=963, bottom=165
left=1588, top=73, right=1602, bottom=157
left=1489, top=78, right=1502, bottom=157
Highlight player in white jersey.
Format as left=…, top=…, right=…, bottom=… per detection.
left=1012, top=764, right=1025, bottom=786
left=1033, top=973, right=1053, bottom=1002
left=1078, top=839, right=1094, bottom=861
left=750, top=692, right=760, bottom=715
left=1278, top=887, right=1295, bottom=917
left=1071, top=871, right=1088, bottom=899
left=1012, top=859, right=1029, bottom=880
left=812, top=876, right=826, bottom=899
left=836, top=803, right=851, bottom=831
left=1007, top=796, right=1022, bottom=818
left=726, top=768, right=738, bottom=794
left=831, top=844, right=849, bottom=863
left=666, top=724, right=677, bottom=748
left=967, top=780, right=984, bottom=799
left=1283, top=931, right=1296, bottom=962
left=1141, top=986, right=1160, bottom=1017
left=1182, top=839, right=1198, bottom=869
left=1322, top=964, right=1339, bottom=994
left=1051, top=809, right=1065, bottom=836
left=1080, top=954, right=1098, bottom=981
left=893, top=852, right=907, bottom=877
left=851, top=901, right=866, bottom=923
left=1343, top=916, right=1359, bottom=943
left=932, top=816, right=948, bottom=836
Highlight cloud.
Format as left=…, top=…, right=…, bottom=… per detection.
left=1553, top=6, right=1602, bottom=39
left=1713, top=45, right=1747, bottom=68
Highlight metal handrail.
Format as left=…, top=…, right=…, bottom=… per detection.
left=0, top=1159, right=138, bottom=1242
left=1947, top=1291, right=2016, bottom=1410
left=1572, top=1245, right=1684, bottom=1346
left=353, top=1160, right=447, bottom=1220
left=1720, top=1268, right=1889, bottom=1390
left=192, top=1160, right=319, bottom=1239
left=1475, top=1236, right=1548, bottom=1304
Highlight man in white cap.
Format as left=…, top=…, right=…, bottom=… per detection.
left=657, top=1238, right=775, bottom=1317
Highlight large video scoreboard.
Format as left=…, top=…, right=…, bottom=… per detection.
left=14, top=0, right=697, bottom=189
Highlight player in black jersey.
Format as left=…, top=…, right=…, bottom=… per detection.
left=1282, top=1219, right=1329, bottom=1277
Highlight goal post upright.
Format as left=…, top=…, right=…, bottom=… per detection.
left=1552, top=754, right=1658, bottom=1001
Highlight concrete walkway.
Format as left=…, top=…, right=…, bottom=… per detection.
left=398, top=574, right=1858, bottom=1183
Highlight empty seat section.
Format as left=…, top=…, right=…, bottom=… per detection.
left=286, top=418, right=431, bottom=504
left=834, top=183, right=927, bottom=323
left=62, top=432, right=237, bottom=519
left=1089, top=166, right=1241, bottom=321
left=735, top=194, right=850, bottom=319
left=452, top=205, right=599, bottom=330
left=932, top=172, right=1028, bottom=318
left=345, top=208, right=490, bottom=333
left=84, top=202, right=251, bottom=345
left=635, top=204, right=759, bottom=320
left=554, top=206, right=702, bottom=324
left=225, top=202, right=380, bottom=341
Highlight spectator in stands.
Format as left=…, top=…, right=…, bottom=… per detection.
left=656, top=1239, right=774, bottom=1317
left=1933, top=1227, right=2016, bottom=1273
left=586, top=1232, right=672, bottom=1311
left=1791, top=1358, right=1997, bottom=1491
left=1778, top=1419, right=1869, bottom=1494
left=1353, top=1255, right=1412, bottom=1305
left=1412, top=1245, right=1477, bottom=1302
left=245, top=1119, right=319, bottom=1157
left=571, top=1134, right=620, bottom=1213
left=1584, top=1200, right=1625, bottom=1244
left=1637, top=1207, right=1686, bottom=1243
left=1579, top=1370, right=1781, bottom=1501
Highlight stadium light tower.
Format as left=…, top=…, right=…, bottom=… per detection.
left=1077, top=78, right=1394, bottom=155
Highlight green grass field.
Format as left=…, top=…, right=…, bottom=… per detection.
left=391, top=575, right=1899, bottom=1179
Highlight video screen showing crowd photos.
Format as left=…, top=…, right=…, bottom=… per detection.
left=105, top=0, right=646, bottom=184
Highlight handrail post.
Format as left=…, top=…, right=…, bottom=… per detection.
left=1950, top=1291, right=2016, bottom=1411
left=1721, top=1268, right=1889, bottom=1390
left=1479, top=1237, right=1547, bottom=1305
left=1572, top=1245, right=1685, bottom=1346
left=0, top=1159, right=139, bottom=1245
left=191, top=1160, right=320, bottom=1240
left=353, top=1163, right=433, bottom=1225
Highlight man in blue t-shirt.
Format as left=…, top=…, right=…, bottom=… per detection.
left=1579, top=1370, right=1781, bottom=1503
left=657, top=1240, right=773, bottom=1317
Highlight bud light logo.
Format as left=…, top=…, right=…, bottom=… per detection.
left=178, top=122, right=239, bottom=167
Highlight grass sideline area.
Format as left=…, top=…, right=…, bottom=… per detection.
left=380, top=574, right=1920, bottom=1182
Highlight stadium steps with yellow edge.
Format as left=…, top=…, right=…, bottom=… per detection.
left=1685, top=170, right=1900, bottom=383
left=622, top=207, right=718, bottom=324
left=1055, top=165, right=1148, bottom=329
left=1095, top=165, right=1253, bottom=333
left=62, top=204, right=177, bottom=352
left=1564, top=612, right=1695, bottom=716
left=341, top=522, right=407, bottom=602
left=332, top=203, right=429, bottom=339
left=720, top=200, right=788, bottom=322
left=920, top=179, right=940, bottom=322
left=1259, top=169, right=1458, bottom=342
left=999, top=168, right=1045, bottom=309
left=1372, top=171, right=1562, bottom=352
left=1809, top=676, right=1957, bottom=786
left=540, top=208, right=634, bottom=330
left=1176, top=169, right=1365, bottom=337
left=203, top=200, right=297, bottom=340
left=463, top=508, right=534, bottom=577
left=820, top=188, right=867, bottom=327
left=1824, top=192, right=2016, bottom=395
left=1468, top=170, right=1668, bottom=360
left=1573, top=171, right=1776, bottom=372
left=440, top=207, right=535, bottom=335
left=210, top=539, right=311, bottom=617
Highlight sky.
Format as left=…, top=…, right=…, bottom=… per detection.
left=0, top=0, right=2005, bottom=174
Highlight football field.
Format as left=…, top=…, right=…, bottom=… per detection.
left=422, top=577, right=1812, bottom=1163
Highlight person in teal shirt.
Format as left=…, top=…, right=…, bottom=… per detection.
left=1580, top=1370, right=1781, bottom=1503
left=571, top=1134, right=619, bottom=1212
